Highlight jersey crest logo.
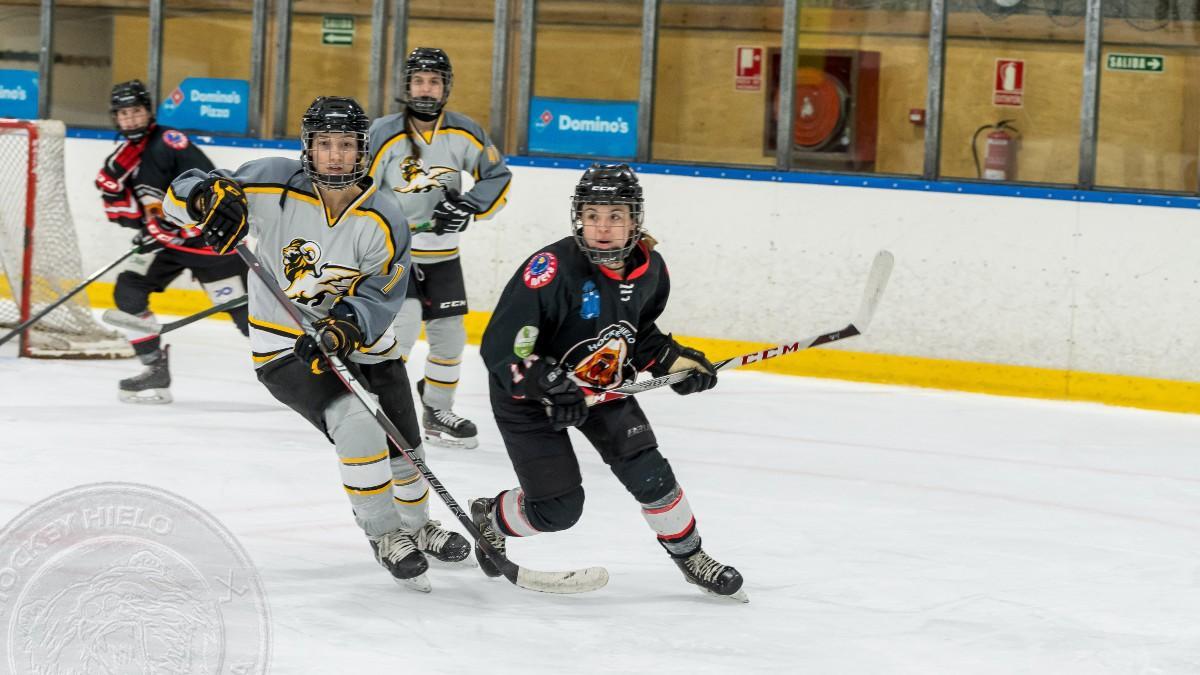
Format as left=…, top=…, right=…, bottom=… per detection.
left=523, top=252, right=558, bottom=289
left=162, top=129, right=190, bottom=150
left=393, top=157, right=455, bottom=194
left=280, top=238, right=361, bottom=306
left=563, top=322, right=637, bottom=389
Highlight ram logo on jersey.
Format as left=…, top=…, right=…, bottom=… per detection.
left=281, top=238, right=361, bottom=306
left=393, top=157, right=455, bottom=194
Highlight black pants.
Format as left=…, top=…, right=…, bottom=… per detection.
left=115, top=248, right=249, bottom=357
left=406, top=257, right=468, bottom=320
left=489, top=384, right=677, bottom=533
left=257, top=355, right=422, bottom=455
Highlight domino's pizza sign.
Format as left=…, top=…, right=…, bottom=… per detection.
left=528, top=97, right=638, bottom=159
left=0, top=69, right=38, bottom=119
left=156, top=77, right=249, bottom=134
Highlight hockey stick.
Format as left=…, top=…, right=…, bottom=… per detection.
left=235, top=243, right=608, bottom=594
left=102, top=295, right=248, bottom=335
left=0, top=243, right=143, bottom=349
left=584, top=250, right=895, bottom=406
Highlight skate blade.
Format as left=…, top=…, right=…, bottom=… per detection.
left=426, top=555, right=477, bottom=569
left=118, top=388, right=173, bottom=405
left=393, top=573, right=432, bottom=593
left=696, top=585, right=749, bottom=604
left=422, top=431, right=479, bottom=449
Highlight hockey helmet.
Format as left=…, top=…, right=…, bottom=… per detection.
left=402, top=47, right=453, bottom=116
left=110, top=80, right=155, bottom=141
left=300, top=96, right=371, bottom=190
left=571, top=163, right=645, bottom=265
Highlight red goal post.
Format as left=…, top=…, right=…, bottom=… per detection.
left=0, top=119, right=131, bottom=358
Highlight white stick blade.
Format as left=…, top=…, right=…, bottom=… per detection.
left=101, top=309, right=161, bottom=334
left=516, top=566, right=610, bottom=594
left=852, top=249, right=894, bottom=332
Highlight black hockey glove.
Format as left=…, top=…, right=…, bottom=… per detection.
left=187, top=176, right=249, bottom=254
left=654, top=339, right=718, bottom=396
left=130, top=231, right=164, bottom=254
left=294, top=303, right=364, bottom=374
left=431, top=191, right=476, bottom=235
left=522, top=356, right=589, bottom=431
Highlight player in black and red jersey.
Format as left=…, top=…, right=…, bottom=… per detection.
left=472, top=163, right=746, bottom=602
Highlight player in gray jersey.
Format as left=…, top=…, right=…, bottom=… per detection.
left=163, top=97, right=472, bottom=592
left=368, top=47, right=513, bottom=449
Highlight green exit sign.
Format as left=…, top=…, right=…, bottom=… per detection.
left=1106, top=53, right=1164, bottom=73
left=322, top=15, right=354, bottom=46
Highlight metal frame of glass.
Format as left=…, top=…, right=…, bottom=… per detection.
left=25, top=0, right=1195, bottom=195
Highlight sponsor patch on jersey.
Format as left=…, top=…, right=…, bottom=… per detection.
left=162, top=129, right=190, bottom=150
left=523, top=252, right=558, bottom=289
left=513, top=325, right=539, bottom=359
left=580, top=280, right=600, bottom=319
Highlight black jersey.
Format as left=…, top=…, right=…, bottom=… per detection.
left=482, top=237, right=674, bottom=396
left=130, top=125, right=214, bottom=207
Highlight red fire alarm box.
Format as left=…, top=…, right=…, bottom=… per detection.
left=764, top=49, right=881, bottom=171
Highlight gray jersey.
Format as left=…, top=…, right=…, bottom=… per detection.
left=164, top=157, right=411, bottom=368
left=367, top=110, right=511, bottom=264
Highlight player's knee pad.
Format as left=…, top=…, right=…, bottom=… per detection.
left=524, top=487, right=585, bottom=533
left=324, top=395, right=387, bottom=460
left=114, top=271, right=152, bottom=313
left=391, top=298, right=422, bottom=360
left=610, top=448, right=676, bottom=504
left=424, top=315, right=466, bottom=358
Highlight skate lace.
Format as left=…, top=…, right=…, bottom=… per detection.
left=377, top=530, right=419, bottom=563
left=433, top=408, right=468, bottom=429
left=417, top=520, right=452, bottom=552
left=686, top=551, right=725, bottom=583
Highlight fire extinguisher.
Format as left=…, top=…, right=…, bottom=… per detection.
left=972, top=120, right=1019, bottom=181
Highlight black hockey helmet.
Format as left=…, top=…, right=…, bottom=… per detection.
left=110, top=80, right=154, bottom=141
left=402, top=47, right=453, bottom=116
left=570, top=163, right=645, bottom=265
left=300, top=96, right=371, bottom=190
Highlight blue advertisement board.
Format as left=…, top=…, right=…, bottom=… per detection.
left=0, top=70, right=39, bottom=120
left=157, top=77, right=249, bottom=135
left=528, top=97, right=638, bottom=158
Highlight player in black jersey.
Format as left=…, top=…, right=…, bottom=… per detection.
left=96, top=80, right=248, bottom=403
left=473, top=163, right=746, bottom=602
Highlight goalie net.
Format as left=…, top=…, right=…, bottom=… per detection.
left=0, top=119, right=132, bottom=358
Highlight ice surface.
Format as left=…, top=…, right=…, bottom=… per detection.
left=2, top=318, right=1199, bottom=673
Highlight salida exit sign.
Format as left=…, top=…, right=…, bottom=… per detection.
left=1106, top=53, right=1164, bottom=73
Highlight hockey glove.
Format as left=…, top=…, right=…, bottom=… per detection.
left=95, top=138, right=146, bottom=196
left=294, top=303, right=364, bottom=374
left=521, top=356, right=589, bottom=430
left=431, top=191, right=476, bottom=235
left=655, top=339, right=718, bottom=396
left=188, top=176, right=249, bottom=254
left=131, top=231, right=164, bottom=254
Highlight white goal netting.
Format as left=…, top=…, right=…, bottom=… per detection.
left=0, top=119, right=132, bottom=358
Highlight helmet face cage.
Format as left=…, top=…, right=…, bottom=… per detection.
left=404, top=48, right=453, bottom=116
left=570, top=164, right=645, bottom=265
left=110, top=80, right=154, bottom=141
left=300, top=97, right=371, bottom=190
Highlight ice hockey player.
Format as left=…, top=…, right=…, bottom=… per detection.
left=96, top=79, right=249, bottom=404
left=472, top=163, right=747, bottom=602
left=368, top=47, right=512, bottom=449
left=163, top=96, right=471, bottom=591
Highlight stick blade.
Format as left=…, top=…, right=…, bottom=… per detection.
left=515, top=565, right=610, bottom=594
left=852, top=249, right=894, bottom=333
left=101, top=309, right=161, bottom=334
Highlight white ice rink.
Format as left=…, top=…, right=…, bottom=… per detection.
left=3, top=318, right=1199, bottom=674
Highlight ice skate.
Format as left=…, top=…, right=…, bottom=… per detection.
left=469, top=497, right=506, bottom=578
left=417, top=379, right=479, bottom=449
left=370, top=529, right=431, bottom=592
left=415, top=519, right=474, bottom=567
left=118, top=346, right=172, bottom=404
left=674, top=548, right=748, bottom=603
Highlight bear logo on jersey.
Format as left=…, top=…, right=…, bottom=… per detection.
left=281, top=238, right=361, bottom=306
left=562, top=321, right=638, bottom=389
left=393, top=157, right=456, bottom=194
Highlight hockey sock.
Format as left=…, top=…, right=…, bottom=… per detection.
left=640, top=484, right=700, bottom=557
left=391, top=455, right=430, bottom=530
left=494, top=488, right=542, bottom=537
left=327, top=396, right=405, bottom=537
